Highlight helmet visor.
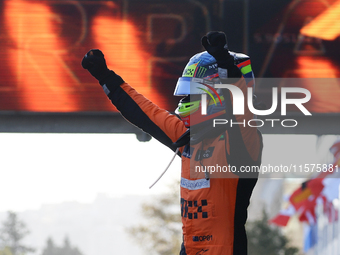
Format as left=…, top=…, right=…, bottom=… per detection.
left=173, top=77, right=216, bottom=96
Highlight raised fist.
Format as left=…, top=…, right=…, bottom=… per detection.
left=201, top=31, right=234, bottom=69
left=81, top=49, right=111, bottom=83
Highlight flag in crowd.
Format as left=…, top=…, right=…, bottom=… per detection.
left=269, top=141, right=340, bottom=252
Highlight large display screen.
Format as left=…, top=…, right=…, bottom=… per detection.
left=247, top=0, right=340, bottom=113
left=0, top=0, right=339, bottom=113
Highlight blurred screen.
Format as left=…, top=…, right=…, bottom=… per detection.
left=0, top=0, right=206, bottom=112
left=248, top=0, right=340, bottom=113
left=0, top=0, right=339, bottom=113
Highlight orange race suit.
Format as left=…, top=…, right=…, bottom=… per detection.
left=99, top=54, right=263, bottom=255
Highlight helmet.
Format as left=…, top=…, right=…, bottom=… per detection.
left=174, top=51, right=226, bottom=128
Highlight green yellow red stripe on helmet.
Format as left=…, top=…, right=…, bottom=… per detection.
left=237, top=59, right=252, bottom=75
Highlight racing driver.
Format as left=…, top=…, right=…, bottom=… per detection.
left=81, top=31, right=263, bottom=255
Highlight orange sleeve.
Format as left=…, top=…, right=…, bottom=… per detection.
left=119, top=83, right=187, bottom=143
left=100, top=71, right=187, bottom=153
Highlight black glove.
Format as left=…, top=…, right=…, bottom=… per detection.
left=201, top=31, right=234, bottom=69
left=81, top=49, right=112, bottom=83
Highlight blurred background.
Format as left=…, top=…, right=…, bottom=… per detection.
left=0, top=0, right=340, bottom=254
